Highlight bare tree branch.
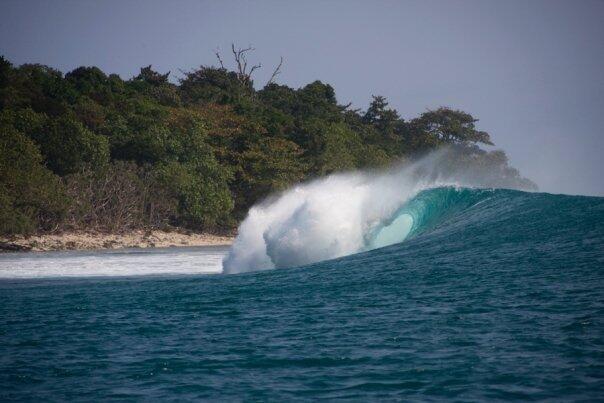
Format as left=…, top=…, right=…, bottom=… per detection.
left=214, top=48, right=225, bottom=69
left=249, top=63, right=262, bottom=77
left=242, top=53, right=248, bottom=74
left=266, top=56, right=284, bottom=85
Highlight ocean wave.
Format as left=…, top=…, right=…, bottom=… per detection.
left=223, top=149, right=536, bottom=274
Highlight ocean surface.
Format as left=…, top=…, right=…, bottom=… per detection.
left=1, top=187, right=603, bottom=400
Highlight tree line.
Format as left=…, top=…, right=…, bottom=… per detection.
left=0, top=48, right=534, bottom=236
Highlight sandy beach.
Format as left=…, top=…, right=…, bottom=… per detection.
left=0, top=230, right=234, bottom=252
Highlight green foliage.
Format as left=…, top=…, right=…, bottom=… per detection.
left=129, top=66, right=181, bottom=107
left=363, top=95, right=401, bottom=137
left=236, top=137, right=306, bottom=215
left=34, top=115, right=110, bottom=175
left=73, top=96, right=107, bottom=131
left=411, top=107, right=493, bottom=146
left=0, top=56, right=12, bottom=110
left=0, top=125, right=68, bottom=235
left=65, top=66, right=112, bottom=102
left=180, top=66, right=250, bottom=105
left=0, top=108, right=47, bottom=138
left=155, top=160, right=233, bottom=229
left=133, top=65, right=170, bottom=86
left=0, top=55, right=533, bottom=235
left=7, top=64, right=73, bottom=115
left=301, top=121, right=358, bottom=175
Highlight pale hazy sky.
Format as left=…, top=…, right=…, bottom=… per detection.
left=1, top=0, right=602, bottom=195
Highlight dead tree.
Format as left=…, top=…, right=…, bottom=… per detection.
left=230, top=44, right=261, bottom=86
left=213, top=44, right=284, bottom=87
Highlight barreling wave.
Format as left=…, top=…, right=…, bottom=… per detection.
left=367, top=187, right=492, bottom=250
left=222, top=148, right=539, bottom=274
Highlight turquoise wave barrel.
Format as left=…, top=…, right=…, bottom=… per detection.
left=368, top=187, right=492, bottom=250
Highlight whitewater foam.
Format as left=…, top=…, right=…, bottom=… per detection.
left=0, top=246, right=228, bottom=279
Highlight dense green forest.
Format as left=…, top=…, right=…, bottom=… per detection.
left=0, top=49, right=534, bottom=236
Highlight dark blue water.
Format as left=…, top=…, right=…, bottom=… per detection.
left=1, top=188, right=603, bottom=400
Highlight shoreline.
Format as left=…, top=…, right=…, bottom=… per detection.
left=0, top=230, right=235, bottom=253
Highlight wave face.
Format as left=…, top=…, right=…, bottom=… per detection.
left=223, top=149, right=537, bottom=274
